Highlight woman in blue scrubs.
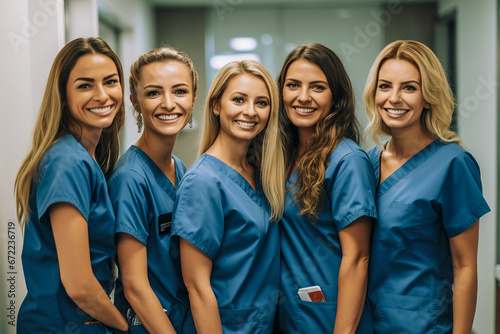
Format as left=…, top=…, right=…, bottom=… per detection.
left=14, top=38, right=128, bottom=333
left=171, top=60, right=285, bottom=334
left=108, top=46, right=198, bottom=333
left=275, top=43, right=377, bottom=334
left=364, top=40, right=490, bottom=333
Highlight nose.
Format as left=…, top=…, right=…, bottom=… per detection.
left=162, top=92, right=176, bottom=110
left=298, top=87, right=311, bottom=103
left=242, top=103, right=257, bottom=117
left=93, top=84, right=108, bottom=102
left=389, top=88, right=402, bottom=104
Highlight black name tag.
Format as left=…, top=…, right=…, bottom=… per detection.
left=158, top=212, right=172, bottom=235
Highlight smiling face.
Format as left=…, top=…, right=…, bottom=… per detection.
left=282, top=59, right=333, bottom=132
left=214, top=73, right=270, bottom=145
left=132, top=60, right=195, bottom=138
left=375, top=59, right=430, bottom=134
left=66, top=53, right=122, bottom=138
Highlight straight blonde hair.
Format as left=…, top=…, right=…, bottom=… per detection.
left=14, top=37, right=125, bottom=227
left=364, top=40, right=462, bottom=147
left=199, top=60, right=285, bottom=220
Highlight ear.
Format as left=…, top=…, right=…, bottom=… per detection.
left=192, top=93, right=197, bottom=108
left=424, top=102, right=431, bottom=109
left=130, top=95, right=140, bottom=112
left=212, top=99, right=221, bottom=116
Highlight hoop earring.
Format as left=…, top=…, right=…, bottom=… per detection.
left=189, top=115, right=193, bottom=128
left=136, top=113, right=143, bottom=133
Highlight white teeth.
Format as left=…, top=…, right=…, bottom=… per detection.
left=89, top=106, right=112, bottom=114
left=157, top=114, right=180, bottom=120
left=295, top=107, right=315, bottom=113
left=236, top=120, right=256, bottom=127
left=386, top=109, right=408, bottom=115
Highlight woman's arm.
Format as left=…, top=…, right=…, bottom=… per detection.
left=50, top=203, right=128, bottom=331
left=449, top=220, right=479, bottom=334
left=117, top=233, right=176, bottom=333
left=180, top=238, right=222, bottom=334
left=334, top=216, right=372, bottom=334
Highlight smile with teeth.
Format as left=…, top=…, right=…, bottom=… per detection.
left=386, top=109, right=409, bottom=115
left=89, top=105, right=113, bottom=114
left=235, top=120, right=256, bottom=127
left=157, top=114, right=180, bottom=120
left=294, top=107, right=315, bottom=113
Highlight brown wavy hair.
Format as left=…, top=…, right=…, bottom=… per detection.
left=277, top=43, right=359, bottom=221
left=14, top=37, right=125, bottom=227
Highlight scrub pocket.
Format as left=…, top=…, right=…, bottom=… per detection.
left=297, top=284, right=337, bottom=333
left=128, top=304, right=184, bottom=333
left=372, top=293, right=442, bottom=333
left=219, top=306, right=262, bottom=333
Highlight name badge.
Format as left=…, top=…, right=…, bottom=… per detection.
left=158, top=212, right=172, bottom=235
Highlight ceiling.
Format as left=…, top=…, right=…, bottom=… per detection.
left=149, top=0, right=436, bottom=7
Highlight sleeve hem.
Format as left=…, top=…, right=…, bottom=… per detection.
left=447, top=204, right=491, bottom=238
left=115, top=225, right=148, bottom=245
left=338, top=208, right=377, bottom=231
left=171, top=229, right=217, bottom=261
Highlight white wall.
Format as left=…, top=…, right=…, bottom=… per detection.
left=0, top=0, right=65, bottom=332
left=438, top=0, right=498, bottom=333
left=0, top=0, right=154, bottom=332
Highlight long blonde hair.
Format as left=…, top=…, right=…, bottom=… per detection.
left=14, top=37, right=125, bottom=227
left=277, top=43, right=359, bottom=221
left=364, top=40, right=462, bottom=147
left=199, top=60, right=285, bottom=220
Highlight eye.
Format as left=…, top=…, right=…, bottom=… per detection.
left=105, top=79, right=118, bottom=85
left=77, top=83, right=91, bottom=89
left=257, top=100, right=269, bottom=107
left=174, top=89, right=187, bottom=95
left=286, top=82, right=299, bottom=89
left=233, top=97, right=244, bottom=104
left=403, top=85, right=417, bottom=91
left=378, top=83, right=390, bottom=89
left=146, top=90, right=160, bottom=96
left=312, top=85, right=326, bottom=91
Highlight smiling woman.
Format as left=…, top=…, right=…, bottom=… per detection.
left=14, top=37, right=128, bottom=334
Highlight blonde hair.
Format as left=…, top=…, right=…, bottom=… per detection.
left=200, top=60, right=285, bottom=220
left=14, top=37, right=125, bottom=227
left=364, top=40, right=462, bottom=147
left=277, top=43, right=359, bottom=220
left=129, top=46, right=199, bottom=128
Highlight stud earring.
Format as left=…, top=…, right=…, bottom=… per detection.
left=189, top=115, right=193, bottom=128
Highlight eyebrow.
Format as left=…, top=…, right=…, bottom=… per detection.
left=231, top=92, right=269, bottom=99
left=74, top=73, right=118, bottom=83
left=378, top=79, right=421, bottom=86
left=143, top=83, right=190, bottom=90
left=286, top=78, right=328, bottom=85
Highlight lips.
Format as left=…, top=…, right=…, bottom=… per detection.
left=235, top=120, right=257, bottom=127
left=88, top=105, right=113, bottom=114
left=294, top=107, right=316, bottom=113
left=385, top=109, right=409, bottom=115
left=156, top=114, right=180, bottom=121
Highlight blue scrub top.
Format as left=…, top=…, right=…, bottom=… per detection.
left=108, top=146, right=190, bottom=333
left=276, top=139, right=377, bottom=334
left=17, top=133, right=117, bottom=334
left=171, top=153, right=279, bottom=334
left=367, top=140, right=490, bottom=333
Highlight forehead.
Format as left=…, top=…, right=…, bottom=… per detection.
left=378, top=59, right=421, bottom=81
left=225, top=73, right=269, bottom=94
left=69, top=53, right=117, bottom=77
left=140, top=60, right=191, bottom=81
left=285, top=59, right=327, bottom=82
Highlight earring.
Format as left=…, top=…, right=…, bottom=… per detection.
left=189, top=115, right=193, bottom=128
left=136, top=113, right=143, bottom=133
left=214, top=114, right=219, bottom=118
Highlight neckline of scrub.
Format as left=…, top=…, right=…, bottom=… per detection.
left=200, top=153, right=267, bottom=209
left=65, top=132, right=103, bottom=172
left=130, top=145, right=178, bottom=200
left=376, top=139, right=441, bottom=198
